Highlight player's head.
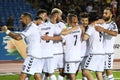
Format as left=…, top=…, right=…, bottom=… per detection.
left=89, top=10, right=99, bottom=23
left=67, top=13, right=78, bottom=25
left=20, top=12, right=32, bottom=26
left=34, top=16, right=43, bottom=26
left=37, top=9, right=48, bottom=22
left=51, top=8, right=63, bottom=22
left=80, top=12, right=89, bottom=27
left=103, top=7, right=113, bottom=21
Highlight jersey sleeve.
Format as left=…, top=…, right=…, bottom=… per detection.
left=110, top=22, right=118, bottom=32
left=20, top=26, right=34, bottom=38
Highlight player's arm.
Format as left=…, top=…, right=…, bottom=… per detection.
left=41, top=35, right=62, bottom=41
left=82, top=33, right=89, bottom=41
left=95, top=19, right=105, bottom=24
left=95, top=26, right=118, bottom=36
left=61, top=26, right=78, bottom=35
left=1, top=26, right=22, bottom=40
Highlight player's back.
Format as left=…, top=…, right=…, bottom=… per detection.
left=86, top=24, right=105, bottom=54
left=39, top=21, right=56, bottom=58
left=63, top=26, right=82, bottom=62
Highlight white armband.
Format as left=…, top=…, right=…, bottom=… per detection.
left=5, top=30, right=11, bottom=34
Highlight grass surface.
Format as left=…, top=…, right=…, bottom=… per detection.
left=0, top=71, right=120, bottom=80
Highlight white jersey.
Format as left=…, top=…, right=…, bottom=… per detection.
left=53, top=22, right=65, bottom=54
left=39, top=21, right=59, bottom=58
left=81, top=40, right=89, bottom=57
left=102, top=21, right=118, bottom=53
left=62, top=26, right=82, bottom=62
left=20, top=22, right=42, bottom=59
left=86, top=24, right=105, bottom=54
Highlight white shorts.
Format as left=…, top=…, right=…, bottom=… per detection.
left=21, top=56, right=44, bottom=75
left=43, top=58, right=55, bottom=74
left=54, top=54, right=64, bottom=69
left=83, top=54, right=105, bottom=72
left=104, top=53, right=114, bottom=69
left=64, top=61, right=80, bottom=74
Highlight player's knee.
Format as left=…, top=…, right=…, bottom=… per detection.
left=82, top=69, right=90, bottom=76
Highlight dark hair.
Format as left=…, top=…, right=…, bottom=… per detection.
left=80, top=12, right=89, bottom=18
left=104, top=7, right=113, bottom=14
left=22, top=12, right=32, bottom=20
left=89, top=10, right=99, bottom=23
left=68, top=10, right=77, bottom=16
left=34, top=16, right=43, bottom=21
left=67, top=13, right=77, bottom=22
left=37, top=9, right=47, bottom=16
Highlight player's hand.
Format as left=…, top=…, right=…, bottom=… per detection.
left=41, top=35, right=51, bottom=41
left=1, top=26, right=8, bottom=33
left=95, top=26, right=104, bottom=32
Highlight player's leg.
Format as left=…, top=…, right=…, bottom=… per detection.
left=34, top=73, right=42, bottom=80
left=43, top=58, right=56, bottom=80
left=102, top=71, right=107, bottom=80
left=20, top=72, right=27, bottom=80
left=82, top=54, right=94, bottom=80
left=95, top=72, right=103, bottom=80
left=20, top=56, right=33, bottom=80
left=58, top=68, right=65, bottom=80
left=106, top=70, right=114, bottom=80
left=64, top=62, right=80, bottom=80
left=96, top=55, right=105, bottom=80
left=82, top=69, right=94, bottom=80
left=57, top=54, right=65, bottom=80
left=25, top=74, right=31, bottom=80
left=104, top=54, right=114, bottom=80
left=81, top=56, right=88, bottom=80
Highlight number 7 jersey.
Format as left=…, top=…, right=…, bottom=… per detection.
left=62, top=26, right=82, bottom=62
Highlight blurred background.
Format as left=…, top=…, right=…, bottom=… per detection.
left=0, top=0, right=120, bottom=32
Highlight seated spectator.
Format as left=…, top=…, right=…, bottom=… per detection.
left=116, top=15, right=120, bottom=33
left=6, top=16, right=14, bottom=31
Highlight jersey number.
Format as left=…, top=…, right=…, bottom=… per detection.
left=99, top=32, right=102, bottom=41
left=45, top=32, right=50, bottom=43
left=74, top=35, right=78, bottom=46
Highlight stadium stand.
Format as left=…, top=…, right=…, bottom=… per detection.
left=0, top=0, right=37, bottom=31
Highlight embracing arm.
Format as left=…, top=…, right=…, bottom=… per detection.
left=41, top=35, right=62, bottom=41
left=61, top=26, right=78, bottom=35
left=95, top=26, right=118, bottom=36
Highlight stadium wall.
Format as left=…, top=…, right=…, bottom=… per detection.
left=0, top=32, right=120, bottom=60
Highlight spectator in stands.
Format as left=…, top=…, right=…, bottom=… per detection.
left=6, top=16, right=14, bottom=31
left=116, top=15, right=120, bottom=33
left=110, top=0, right=118, bottom=17
left=86, top=2, right=93, bottom=13
left=0, top=18, right=2, bottom=31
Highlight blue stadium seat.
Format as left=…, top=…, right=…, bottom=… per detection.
left=0, top=0, right=37, bottom=31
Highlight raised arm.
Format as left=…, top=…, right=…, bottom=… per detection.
left=1, top=26, right=23, bottom=40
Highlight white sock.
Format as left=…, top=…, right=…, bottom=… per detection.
left=82, top=77, right=88, bottom=80
left=108, top=75, right=114, bottom=80
left=25, top=77, right=30, bottom=80
left=102, top=73, right=106, bottom=80
left=41, top=73, right=46, bottom=80
left=50, top=75, right=57, bottom=80
left=58, top=75, right=64, bottom=80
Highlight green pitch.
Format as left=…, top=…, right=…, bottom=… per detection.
left=0, top=71, right=120, bottom=80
